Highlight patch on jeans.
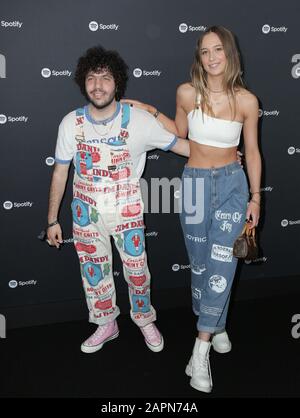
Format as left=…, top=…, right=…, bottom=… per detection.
left=220, top=221, right=232, bottom=233
left=123, top=228, right=144, bottom=256
left=83, top=262, right=103, bottom=287
left=208, top=275, right=227, bottom=293
left=132, top=294, right=150, bottom=313
left=186, top=234, right=207, bottom=243
left=94, top=298, right=113, bottom=310
left=192, top=287, right=201, bottom=300
left=191, top=257, right=206, bottom=275
left=215, top=210, right=243, bottom=223
left=191, top=263, right=206, bottom=275
left=211, top=244, right=233, bottom=263
left=72, top=198, right=91, bottom=227
left=200, top=304, right=222, bottom=317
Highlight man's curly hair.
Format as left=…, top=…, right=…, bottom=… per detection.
left=74, top=45, right=128, bottom=101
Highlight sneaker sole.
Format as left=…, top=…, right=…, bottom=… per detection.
left=186, top=365, right=212, bottom=393
left=211, top=342, right=232, bottom=354
left=145, top=335, right=164, bottom=353
left=81, top=331, right=119, bottom=354
left=190, top=379, right=212, bottom=393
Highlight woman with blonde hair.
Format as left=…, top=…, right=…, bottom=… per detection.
left=124, top=25, right=261, bottom=393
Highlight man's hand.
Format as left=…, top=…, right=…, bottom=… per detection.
left=47, top=223, right=63, bottom=248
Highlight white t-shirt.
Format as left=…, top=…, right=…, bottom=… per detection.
left=55, top=103, right=177, bottom=179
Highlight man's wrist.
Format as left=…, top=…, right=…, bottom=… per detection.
left=47, top=220, right=59, bottom=228
left=149, top=106, right=160, bottom=118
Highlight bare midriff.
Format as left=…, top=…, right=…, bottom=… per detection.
left=187, top=140, right=238, bottom=169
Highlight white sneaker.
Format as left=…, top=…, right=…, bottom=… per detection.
left=211, top=330, right=232, bottom=354
left=186, top=338, right=212, bottom=393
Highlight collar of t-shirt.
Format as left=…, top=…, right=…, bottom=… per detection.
left=84, top=102, right=121, bottom=125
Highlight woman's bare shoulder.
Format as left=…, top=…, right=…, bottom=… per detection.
left=235, top=88, right=259, bottom=120
left=177, top=82, right=195, bottom=95
left=236, top=88, right=258, bottom=107
left=177, top=82, right=196, bottom=106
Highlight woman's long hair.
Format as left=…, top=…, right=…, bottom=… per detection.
left=191, top=26, right=244, bottom=120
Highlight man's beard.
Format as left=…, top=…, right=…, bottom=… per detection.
left=87, top=89, right=116, bottom=110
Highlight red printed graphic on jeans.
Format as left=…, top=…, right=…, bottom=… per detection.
left=76, top=204, right=82, bottom=219
left=132, top=233, right=141, bottom=252
left=88, top=266, right=95, bottom=277
left=135, top=299, right=145, bottom=308
left=121, top=203, right=141, bottom=217
left=129, top=275, right=146, bottom=286
left=94, top=299, right=113, bottom=310
left=75, top=242, right=97, bottom=254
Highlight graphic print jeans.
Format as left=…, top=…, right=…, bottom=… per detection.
left=180, top=162, right=249, bottom=334
left=72, top=177, right=156, bottom=328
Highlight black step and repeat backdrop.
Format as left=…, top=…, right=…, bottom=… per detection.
left=1, top=0, right=300, bottom=328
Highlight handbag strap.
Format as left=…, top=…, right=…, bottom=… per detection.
left=243, top=222, right=256, bottom=238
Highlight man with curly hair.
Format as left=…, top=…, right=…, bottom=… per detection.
left=46, top=45, right=190, bottom=354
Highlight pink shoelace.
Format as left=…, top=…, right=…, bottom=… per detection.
left=85, top=322, right=113, bottom=346
left=142, top=324, right=160, bottom=343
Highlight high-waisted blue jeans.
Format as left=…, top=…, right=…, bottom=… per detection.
left=180, top=161, right=249, bottom=334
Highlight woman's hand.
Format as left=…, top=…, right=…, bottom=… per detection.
left=246, top=200, right=260, bottom=228
left=121, top=99, right=156, bottom=115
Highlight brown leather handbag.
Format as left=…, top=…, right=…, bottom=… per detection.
left=233, top=222, right=258, bottom=261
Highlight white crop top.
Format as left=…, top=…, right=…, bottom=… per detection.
left=187, top=107, right=243, bottom=148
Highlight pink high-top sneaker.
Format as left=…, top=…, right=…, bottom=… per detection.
left=81, top=320, right=119, bottom=353
left=140, top=323, right=164, bottom=352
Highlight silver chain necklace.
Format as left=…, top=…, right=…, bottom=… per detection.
left=91, top=117, right=117, bottom=137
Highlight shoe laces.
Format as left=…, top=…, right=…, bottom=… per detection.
left=198, top=345, right=211, bottom=369
left=142, top=324, right=158, bottom=339
left=199, top=354, right=208, bottom=369
left=94, top=322, right=112, bottom=337
left=198, top=348, right=212, bottom=383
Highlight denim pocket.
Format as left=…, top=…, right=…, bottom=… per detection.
left=227, top=168, right=249, bottom=199
left=236, top=169, right=249, bottom=199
